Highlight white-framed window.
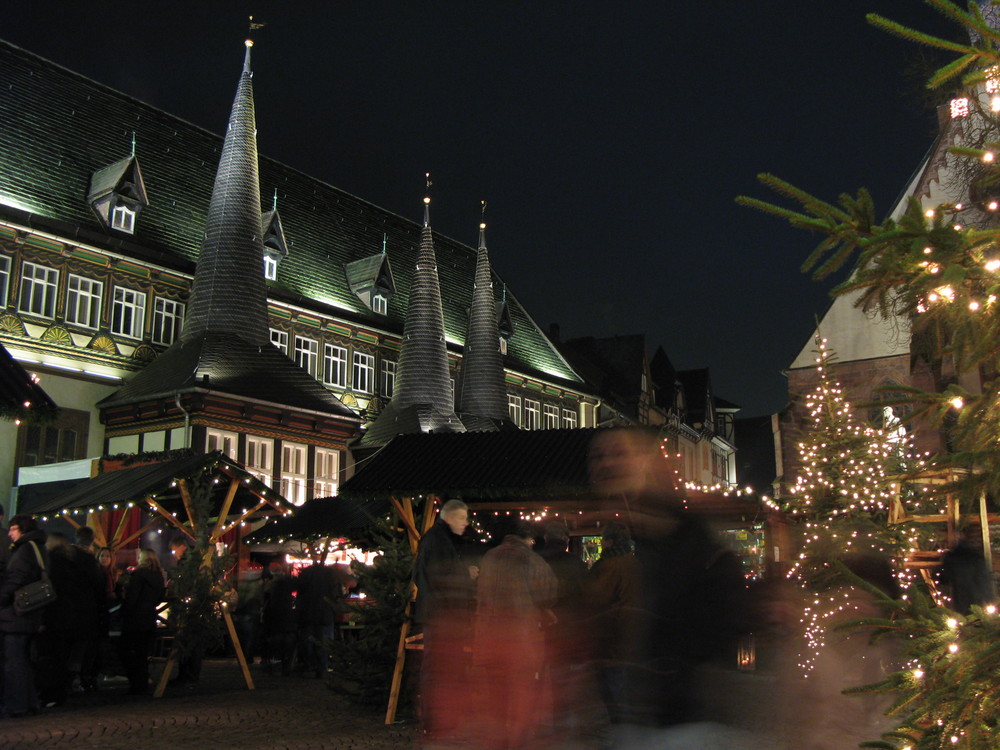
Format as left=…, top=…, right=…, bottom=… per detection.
left=314, top=447, right=339, bottom=498
left=372, top=294, right=387, bottom=315
left=0, top=255, right=11, bottom=307
left=562, top=408, right=578, bottom=428
left=263, top=255, right=278, bottom=281
left=499, top=337, right=508, bottom=355
left=111, top=286, right=146, bottom=339
left=111, top=204, right=136, bottom=234
left=206, top=428, right=238, bottom=459
left=65, top=274, right=103, bottom=329
left=152, top=297, right=184, bottom=345
left=18, top=262, right=59, bottom=319
left=543, top=404, right=559, bottom=429
left=246, top=435, right=273, bottom=487
left=524, top=399, right=540, bottom=431
left=353, top=351, right=375, bottom=393
left=270, top=328, right=288, bottom=355
left=281, top=441, right=308, bottom=506
left=323, top=344, right=347, bottom=388
left=380, top=359, right=396, bottom=398
left=507, top=395, right=522, bottom=427
left=294, top=336, right=319, bottom=376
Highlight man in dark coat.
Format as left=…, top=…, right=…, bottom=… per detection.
left=411, top=499, right=479, bottom=743
left=0, top=514, right=48, bottom=717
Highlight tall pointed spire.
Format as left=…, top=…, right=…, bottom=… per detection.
left=393, top=186, right=455, bottom=411
left=457, top=207, right=509, bottom=424
left=182, top=38, right=268, bottom=346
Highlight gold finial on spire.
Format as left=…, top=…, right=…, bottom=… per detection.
left=480, top=200, right=487, bottom=230
left=423, top=173, right=432, bottom=225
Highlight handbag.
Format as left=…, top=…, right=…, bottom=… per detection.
left=13, top=541, right=57, bottom=615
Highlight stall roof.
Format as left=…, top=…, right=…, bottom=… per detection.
left=341, top=429, right=600, bottom=501
left=0, top=343, right=58, bottom=423
left=25, top=450, right=289, bottom=522
left=249, top=494, right=391, bottom=543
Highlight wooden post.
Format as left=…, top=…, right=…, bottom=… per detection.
left=384, top=495, right=427, bottom=725
left=222, top=604, right=255, bottom=690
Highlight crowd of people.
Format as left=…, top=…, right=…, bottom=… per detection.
left=0, top=506, right=357, bottom=718
left=412, top=428, right=749, bottom=750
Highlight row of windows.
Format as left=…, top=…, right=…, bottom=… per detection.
left=507, top=395, right=578, bottom=430
left=207, top=429, right=339, bottom=506
left=0, top=257, right=184, bottom=345
left=270, top=329, right=395, bottom=396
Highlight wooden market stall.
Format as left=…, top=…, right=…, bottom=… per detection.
left=25, top=449, right=295, bottom=696
left=339, top=428, right=774, bottom=724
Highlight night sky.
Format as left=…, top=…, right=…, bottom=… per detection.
left=2, top=2, right=962, bottom=417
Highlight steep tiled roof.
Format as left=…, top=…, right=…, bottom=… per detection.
left=182, top=41, right=269, bottom=347
left=456, top=223, right=510, bottom=425
left=0, top=39, right=581, bottom=388
left=97, top=332, right=358, bottom=417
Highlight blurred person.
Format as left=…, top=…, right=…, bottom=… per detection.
left=118, top=548, right=166, bottom=695
left=233, top=566, right=264, bottom=664
left=412, top=499, right=479, bottom=744
left=474, top=520, right=558, bottom=750
left=261, top=562, right=297, bottom=675
left=71, top=526, right=107, bottom=692
left=295, top=557, right=355, bottom=678
left=938, top=526, right=995, bottom=615
left=588, top=428, right=747, bottom=729
left=536, top=519, right=590, bottom=733
left=0, top=514, right=48, bottom=717
left=586, top=520, right=642, bottom=724
left=38, top=532, right=103, bottom=705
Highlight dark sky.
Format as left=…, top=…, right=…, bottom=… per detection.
left=2, top=2, right=960, bottom=417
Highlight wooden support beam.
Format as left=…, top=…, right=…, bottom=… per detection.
left=208, top=478, right=241, bottom=543
left=222, top=605, right=255, bottom=691
left=114, top=518, right=162, bottom=551
left=385, top=595, right=414, bottom=725
left=146, top=498, right=195, bottom=541
left=178, top=478, right=196, bottom=526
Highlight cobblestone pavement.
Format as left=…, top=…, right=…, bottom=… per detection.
left=0, top=660, right=418, bottom=750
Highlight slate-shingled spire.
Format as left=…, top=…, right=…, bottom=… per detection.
left=394, top=195, right=456, bottom=411
left=356, top=192, right=464, bottom=446
left=98, top=41, right=357, bottom=423
left=456, top=219, right=510, bottom=426
left=183, top=39, right=268, bottom=346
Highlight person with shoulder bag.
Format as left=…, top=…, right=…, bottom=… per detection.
left=0, top=514, right=50, bottom=717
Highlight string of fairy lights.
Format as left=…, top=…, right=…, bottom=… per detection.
left=786, top=338, right=935, bottom=677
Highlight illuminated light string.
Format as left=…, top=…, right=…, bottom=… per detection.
left=786, top=339, right=937, bottom=676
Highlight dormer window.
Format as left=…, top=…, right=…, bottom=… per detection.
left=345, top=244, right=397, bottom=315
left=263, top=254, right=279, bottom=281
left=87, top=155, right=148, bottom=234
left=111, top=204, right=136, bottom=234
left=261, top=204, right=289, bottom=281
left=499, top=337, right=508, bottom=355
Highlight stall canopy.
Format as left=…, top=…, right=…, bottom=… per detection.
left=340, top=428, right=599, bottom=505
left=23, top=450, right=292, bottom=549
left=249, top=494, right=391, bottom=544
left=0, top=342, right=58, bottom=423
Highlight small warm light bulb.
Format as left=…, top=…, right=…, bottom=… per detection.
left=925, top=208, right=936, bottom=218
left=985, top=151, right=996, bottom=163
left=950, top=396, right=964, bottom=410
left=986, top=259, right=1000, bottom=272
left=947, top=618, right=958, bottom=628
left=991, top=201, right=1000, bottom=211
left=969, top=301, right=980, bottom=311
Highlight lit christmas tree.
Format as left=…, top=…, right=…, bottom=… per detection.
left=740, top=3, right=1000, bottom=745
left=785, top=337, right=924, bottom=674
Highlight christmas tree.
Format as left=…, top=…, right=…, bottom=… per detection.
left=739, top=2, right=1000, bottom=745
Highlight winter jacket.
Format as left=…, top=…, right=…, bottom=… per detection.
left=120, top=566, right=166, bottom=632
left=0, top=529, right=49, bottom=634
